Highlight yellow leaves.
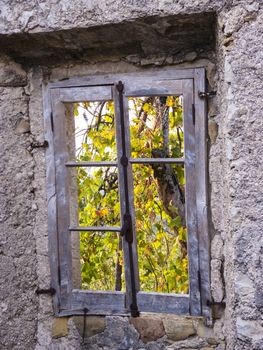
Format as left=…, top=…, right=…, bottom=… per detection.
left=95, top=208, right=109, bottom=217
left=77, top=96, right=188, bottom=293
left=142, top=103, right=150, bottom=112
left=166, top=96, right=175, bottom=107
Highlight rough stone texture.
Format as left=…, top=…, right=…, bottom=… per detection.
left=83, top=317, right=140, bottom=350
left=0, top=1, right=222, bottom=35
left=0, top=59, right=38, bottom=349
left=0, top=1, right=263, bottom=350
left=130, top=316, right=165, bottom=343
left=0, top=55, right=27, bottom=86
left=208, top=120, right=218, bottom=144
left=163, top=317, right=196, bottom=341
left=216, top=3, right=263, bottom=350
left=73, top=316, right=106, bottom=338
left=0, top=12, right=216, bottom=67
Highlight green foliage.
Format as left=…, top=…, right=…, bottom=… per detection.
left=75, top=96, right=188, bottom=293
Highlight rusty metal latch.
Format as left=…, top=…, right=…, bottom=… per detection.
left=36, top=288, right=56, bottom=295
left=116, top=80, right=139, bottom=318
left=120, top=213, right=133, bottom=243
left=198, top=91, right=217, bottom=99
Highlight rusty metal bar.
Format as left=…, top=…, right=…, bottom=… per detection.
left=116, top=81, right=139, bottom=317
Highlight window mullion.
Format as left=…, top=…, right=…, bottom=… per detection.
left=113, top=81, right=140, bottom=317
left=51, top=89, right=73, bottom=310
left=183, top=79, right=202, bottom=316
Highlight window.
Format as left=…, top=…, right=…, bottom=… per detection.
left=44, top=68, right=211, bottom=319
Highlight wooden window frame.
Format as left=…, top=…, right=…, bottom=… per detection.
left=43, top=68, right=211, bottom=320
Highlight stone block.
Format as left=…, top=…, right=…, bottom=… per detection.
left=197, top=322, right=218, bottom=345
left=73, top=316, right=106, bottom=338
left=211, top=259, right=224, bottom=303
left=14, top=118, right=30, bottom=135
left=163, top=317, right=196, bottom=341
left=52, top=317, right=69, bottom=338
left=130, top=316, right=165, bottom=343
left=185, top=51, right=197, bottom=62
left=211, top=235, right=223, bottom=260
left=0, top=56, right=27, bottom=87
left=236, top=318, right=263, bottom=341
left=208, top=120, right=218, bottom=144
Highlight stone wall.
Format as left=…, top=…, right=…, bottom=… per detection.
left=0, top=1, right=262, bottom=350
left=0, top=56, right=38, bottom=349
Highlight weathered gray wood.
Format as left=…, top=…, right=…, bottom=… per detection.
left=194, top=68, right=212, bottom=322
left=69, top=226, right=121, bottom=232
left=48, top=68, right=195, bottom=89
left=130, top=157, right=185, bottom=164
left=124, top=79, right=183, bottom=97
left=43, top=84, right=61, bottom=314
left=70, top=290, right=127, bottom=314
left=45, top=68, right=210, bottom=318
left=65, top=161, right=117, bottom=167
left=51, top=89, right=73, bottom=310
left=182, top=79, right=201, bottom=316
left=137, top=292, right=189, bottom=314
left=59, top=86, right=112, bottom=102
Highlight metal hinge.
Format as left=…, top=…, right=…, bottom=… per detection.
left=207, top=300, right=226, bottom=319
left=192, top=104, right=195, bottom=125
left=31, top=140, right=49, bottom=149
left=36, top=287, right=56, bottom=295
left=198, top=91, right=217, bottom=99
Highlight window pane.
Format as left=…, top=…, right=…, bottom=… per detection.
left=71, top=100, right=117, bottom=161
left=77, top=231, right=125, bottom=291
left=132, top=163, right=188, bottom=294
left=128, top=96, right=184, bottom=159
left=69, top=167, right=121, bottom=227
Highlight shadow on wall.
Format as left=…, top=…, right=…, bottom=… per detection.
left=0, top=12, right=216, bottom=66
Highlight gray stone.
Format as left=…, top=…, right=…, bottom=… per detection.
left=0, top=1, right=262, bottom=350
left=211, top=259, right=224, bottom=303
left=236, top=318, right=263, bottom=341
left=184, top=51, right=198, bottom=62
left=0, top=56, right=27, bottom=87
left=197, top=322, right=218, bottom=345
left=14, top=118, right=31, bottom=134
left=235, top=273, right=254, bottom=298
left=73, top=316, right=106, bottom=338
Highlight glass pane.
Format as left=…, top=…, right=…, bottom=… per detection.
left=69, top=167, right=120, bottom=227
left=132, top=163, right=188, bottom=294
left=71, top=100, right=117, bottom=161
left=79, top=231, right=125, bottom=291
left=128, top=96, right=184, bottom=159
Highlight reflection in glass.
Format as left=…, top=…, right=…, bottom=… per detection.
left=69, top=167, right=120, bottom=227
left=128, top=96, right=184, bottom=159
left=73, top=101, right=116, bottom=161
left=80, top=231, right=124, bottom=291
left=132, top=163, right=188, bottom=294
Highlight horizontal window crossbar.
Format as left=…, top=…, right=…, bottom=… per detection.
left=130, top=158, right=185, bottom=164
left=65, top=161, right=118, bottom=167
left=69, top=226, right=122, bottom=232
